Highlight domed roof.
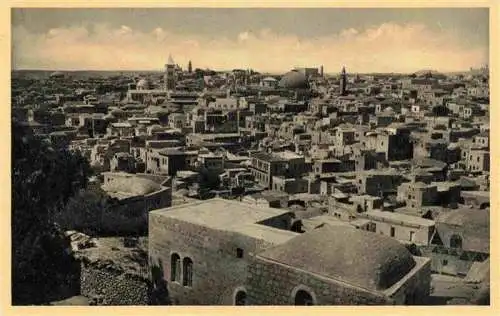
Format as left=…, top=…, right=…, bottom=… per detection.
left=146, top=124, right=163, bottom=133
left=50, top=71, right=65, bottom=78
left=102, top=175, right=161, bottom=196
left=262, top=76, right=278, bottom=82
left=110, top=108, right=125, bottom=116
left=278, top=70, right=309, bottom=89
left=258, top=225, right=416, bottom=291
left=137, top=78, right=151, bottom=89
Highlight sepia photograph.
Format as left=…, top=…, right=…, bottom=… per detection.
left=7, top=3, right=494, bottom=310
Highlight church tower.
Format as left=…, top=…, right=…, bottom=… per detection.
left=340, top=66, right=347, bottom=96
left=164, top=54, right=176, bottom=91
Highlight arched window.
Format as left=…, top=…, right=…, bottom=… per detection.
left=234, top=290, right=247, bottom=306
left=295, top=289, right=314, bottom=305
left=480, top=203, right=489, bottom=210
left=182, top=257, right=193, bottom=287
left=171, top=253, right=181, bottom=282
left=291, top=220, right=304, bottom=233
left=450, top=234, right=463, bottom=249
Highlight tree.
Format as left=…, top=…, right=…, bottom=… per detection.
left=54, top=188, right=109, bottom=236
left=156, top=111, right=170, bottom=125
left=197, top=167, right=221, bottom=199
left=12, top=120, right=91, bottom=304
left=54, top=187, right=149, bottom=237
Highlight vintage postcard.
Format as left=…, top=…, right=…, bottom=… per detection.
left=2, top=1, right=498, bottom=315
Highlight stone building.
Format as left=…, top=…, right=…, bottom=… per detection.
left=397, top=181, right=438, bottom=208
left=149, top=199, right=431, bottom=305
left=249, top=151, right=307, bottom=189
left=420, top=209, right=489, bottom=276
left=361, top=210, right=435, bottom=246
left=376, top=126, right=413, bottom=161
left=462, top=148, right=490, bottom=173
left=472, top=132, right=489, bottom=149
left=312, top=159, right=344, bottom=174
left=185, top=133, right=241, bottom=147
left=460, top=191, right=489, bottom=209
left=107, top=122, right=135, bottom=138
left=271, top=176, right=309, bottom=194
left=168, top=113, right=187, bottom=129
left=149, top=198, right=297, bottom=305
left=164, top=54, right=177, bottom=90
left=101, top=172, right=172, bottom=230
left=249, top=225, right=431, bottom=305
left=356, top=171, right=405, bottom=197
left=110, top=152, right=136, bottom=173
left=146, top=148, right=188, bottom=176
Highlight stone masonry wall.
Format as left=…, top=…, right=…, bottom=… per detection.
left=247, top=256, right=390, bottom=305
left=80, top=262, right=150, bottom=305
left=386, top=257, right=432, bottom=305
left=149, top=213, right=280, bottom=305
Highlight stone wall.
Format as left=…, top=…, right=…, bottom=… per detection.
left=101, top=187, right=171, bottom=234
left=79, top=260, right=150, bottom=305
left=362, top=216, right=431, bottom=246
left=420, top=246, right=478, bottom=276
left=247, top=256, right=390, bottom=305
left=385, top=256, right=432, bottom=305
left=149, top=214, right=283, bottom=305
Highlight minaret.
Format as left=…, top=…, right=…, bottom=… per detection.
left=188, top=60, right=192, bottom=73
left=340, top=66, right=347, bottom=96
left=319, top=65, right=324, bottom=77
left=164, top=54, right=176, bottom=91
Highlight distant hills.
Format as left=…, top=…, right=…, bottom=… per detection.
left=12, top=68, right=477, bottom=80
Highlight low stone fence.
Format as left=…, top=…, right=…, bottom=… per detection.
left=79, top=258, right=151, bottom=305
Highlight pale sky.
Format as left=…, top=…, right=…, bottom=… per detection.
left=11, top=8, right=489, bottom=73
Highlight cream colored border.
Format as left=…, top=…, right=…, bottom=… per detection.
left=1, top=0, right=498, bottom=315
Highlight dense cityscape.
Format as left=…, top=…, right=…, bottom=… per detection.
left=9, top=3, right=494, bottom=310
left=11, top=57, right=490, bottom=305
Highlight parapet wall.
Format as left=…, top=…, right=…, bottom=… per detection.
left=247, top=256, right=389, bottom=305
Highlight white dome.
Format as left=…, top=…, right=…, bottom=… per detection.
left=137, top=79, right=151, bottom=90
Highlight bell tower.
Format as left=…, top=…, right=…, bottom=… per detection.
left=164, top=54, right=176, bottom=91
left=340, top=66, right=347, bottom=96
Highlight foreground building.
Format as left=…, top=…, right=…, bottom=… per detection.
left=149, top=198, right=431, bottom=305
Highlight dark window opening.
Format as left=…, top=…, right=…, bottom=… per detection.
left=294, top=290, right=314, bottom=306
left=182, top=257, right=193, bottom=287
left=442, top=259, right=448, bottom=266
left=236, top=248, right=244, bottom=258
left=390, top=227, right=395, bottom=237
left=450, top=234, right=463, bottom=249
left=367, top=222, right=377, bottom=232
left=170, top=253, right=181, bottom=282
left=235, top=290, right=247, bottom=306
left=410, top=231, right=415, bottom=242
left=291, top=221, right=305, bottom=233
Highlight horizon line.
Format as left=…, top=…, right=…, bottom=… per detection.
left=12, top=67, right=479, bottom=75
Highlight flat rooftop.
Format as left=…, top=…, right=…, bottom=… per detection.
left=235, top=223, right=298, bottom=244
left=302, top=215, right=355, bottom=230
left=364, top=210, right=435, bottom=227
left=151, top=198, right=292, bottom=233
left=274, top=151, right=304, bottom=160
